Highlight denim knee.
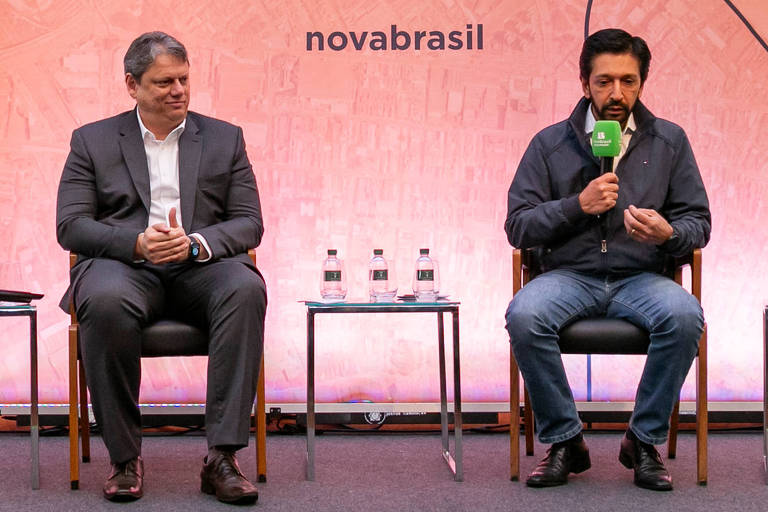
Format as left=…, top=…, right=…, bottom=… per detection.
left=655, top=292, right=704, bottom=350
left=505, top=298, right=548, bottom=350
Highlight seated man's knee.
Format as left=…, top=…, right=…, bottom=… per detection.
left=78, top=282, right=137, bottom=322
left=659, top=292, right=704, bottom=344
left=218, top=271, right=267, bottom=313
left=75, top=261, right=157, bottom=323
left=505, top=298, right=545, bottom=349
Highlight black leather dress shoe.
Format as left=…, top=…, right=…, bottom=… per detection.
left=201, top=451, right=259, bottom=504
left=103, top=456, right=144, bottom=501
left=619, top=431, right=673, bottom=491
left=526, top=435, right=591, bottom=487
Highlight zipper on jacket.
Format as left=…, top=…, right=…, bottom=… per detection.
left=598, top=212, right=608, bottom=253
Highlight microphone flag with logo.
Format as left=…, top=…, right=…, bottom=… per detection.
left=591, top=120, right=622, bottom=157
left=591, top=119, right=622, bottom=175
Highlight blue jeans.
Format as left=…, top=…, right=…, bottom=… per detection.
left=505, top=270, right=703, bottom=445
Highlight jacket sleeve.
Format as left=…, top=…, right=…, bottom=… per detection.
left=56, top=128, right=142, bottom=262
left=504, top=135, right=590, bottom=249
left=193, top=126, right=264, bottom=258
left=658, top=131, right=711, bottom=257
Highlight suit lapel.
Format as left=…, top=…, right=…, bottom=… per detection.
left=179, top=114, right=201, bottom=233
left=118, top=110, right=151, bottom=214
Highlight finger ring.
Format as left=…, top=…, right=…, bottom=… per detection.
left=631, top=229, right=636, bottom=235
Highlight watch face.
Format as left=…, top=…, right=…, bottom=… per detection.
left=189, top=239, right=200, bottom=260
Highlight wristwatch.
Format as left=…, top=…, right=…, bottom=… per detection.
left=187, top=236, right=201, bottom=261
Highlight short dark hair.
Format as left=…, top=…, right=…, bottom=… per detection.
left=579, top=28, right=651, bottom=84
left=124, top=31, right=188, bottom=83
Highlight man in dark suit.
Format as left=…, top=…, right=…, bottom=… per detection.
left=56, top=32, right=266, bottom=504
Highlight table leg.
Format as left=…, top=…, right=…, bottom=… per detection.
left=306, top=310, right=316, bottom=481
left=452, top=310, right=463, bottom=482
left=30, top=309, right=40, bottom=490
left=763, top=306, right=767, bottom=482
left=437, top=312, right=449, bottom=454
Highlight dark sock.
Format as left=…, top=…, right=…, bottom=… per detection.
left=554, top=432, right=583, bottom=448
left=627, top=429, right=654, bottom=448
left=207, top=445, right=238, bottom=462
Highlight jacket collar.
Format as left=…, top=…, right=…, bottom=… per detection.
left=178, top=114, right=201, bottom=233
left=568, top=97, right=656, bottom=160
left=117, top=108, right=202, bottom=232
left=118, top=109, right=151, bottom=214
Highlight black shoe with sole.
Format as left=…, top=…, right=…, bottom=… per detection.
left=526, top=435, right=591, bottom=487
left=201, top=451, right=259, bottom=504
left=619, top=430, right=673, bottom=491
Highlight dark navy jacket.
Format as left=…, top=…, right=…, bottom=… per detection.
left=505, top=97, right=710, bottom=276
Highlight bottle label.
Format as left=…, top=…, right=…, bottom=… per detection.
left=417, top=269, right=434, bottom=281
left=324, top=270, right=342, bottom=282
left=372, top=269, right=388, bottom=281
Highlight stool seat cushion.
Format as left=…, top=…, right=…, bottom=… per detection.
left=141, top=320, right=208, bottom=357
left=559, top=318, right=649, bottom=354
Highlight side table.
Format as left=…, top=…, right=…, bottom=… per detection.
left=0, top=304, right=39, bottom=489
left=304, top=299, right=463, bottom=481
left=763, top=305, right=767, bottom=482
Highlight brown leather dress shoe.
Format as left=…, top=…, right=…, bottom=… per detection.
left=103, top=456, right=144, bottom=501
left=619, top=430, right=673, bottom=491
left=201, top=451, right=259, bottom=504
left=526, top=435, right=591, bottom=487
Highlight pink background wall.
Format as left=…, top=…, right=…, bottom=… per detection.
left=1, top=0, right=767, bottom=406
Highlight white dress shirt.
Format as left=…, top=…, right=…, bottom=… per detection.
left=136, top=110, right=212, bottom=261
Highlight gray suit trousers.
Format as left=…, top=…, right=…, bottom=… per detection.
left=74, top=257, right=266, bottom=464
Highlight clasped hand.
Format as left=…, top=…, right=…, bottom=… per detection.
left=580, top=175, right=674, bottom=245
left=623, top=204, right=674, bottom=245
left=135, top=207, right=190, bottom=264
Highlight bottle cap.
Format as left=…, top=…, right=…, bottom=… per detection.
left=373, top=249, right=383, bottom=255
left=420, top=248, right=429, bottom=255
left=327, top=249, right=337, bottom=255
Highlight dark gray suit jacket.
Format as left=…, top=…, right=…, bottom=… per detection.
left=56, top=108, right=263, bottom=311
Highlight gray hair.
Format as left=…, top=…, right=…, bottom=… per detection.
left=124, top=31, right=188, bottom=83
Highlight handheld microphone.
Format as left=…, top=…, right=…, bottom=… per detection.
left=590, top=119, right=622, bottom=253
left=591, top=120, right=622, bottom=174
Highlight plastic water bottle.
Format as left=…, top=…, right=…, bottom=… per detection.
left=413, top=248, right=439, bottom=301
left=368, top=249, right=396, bottom=301
left=320, top=249, right=347, bottom=300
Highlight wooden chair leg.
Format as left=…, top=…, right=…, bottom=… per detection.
left=696, top=326, right=708, bottom=485
left=668, top=400, right=680, bottom=459
left=78, top=362, right=90, bottom=463
left=524, top=387, right=534, bottom=456
left=510, top=347, right=520, bottom=481
left=256, top=354, right=267, bottom=483
left=68, top=326, right=79, bottom=490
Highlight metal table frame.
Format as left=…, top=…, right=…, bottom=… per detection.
left=0, top=305, right=39, bottom=489
left=304, top=300, right=463, bottom=481
left=763, top=305, right=767, bottom=482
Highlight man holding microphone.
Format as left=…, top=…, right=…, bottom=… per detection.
left=504, top=28, right=710, bottom=490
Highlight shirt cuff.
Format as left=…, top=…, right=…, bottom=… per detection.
left=189, top=233, right=213, bottom=262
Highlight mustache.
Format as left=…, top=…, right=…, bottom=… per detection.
left=599, top=100, right=628, bottom=116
